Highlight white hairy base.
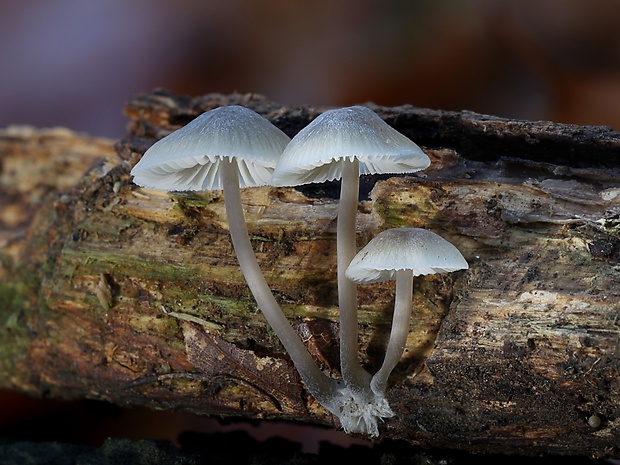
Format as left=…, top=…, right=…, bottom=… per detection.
left=330, top=386, right=395, bottom=437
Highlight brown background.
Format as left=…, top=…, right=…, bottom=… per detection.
left=2, top=0, right=620, bottom=138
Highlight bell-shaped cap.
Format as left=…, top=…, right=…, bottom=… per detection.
left=130, top=105, right=291, bottom=191
left=271, top=106, right=430, bottom=186
left=346, top=228, right=468, bottom=284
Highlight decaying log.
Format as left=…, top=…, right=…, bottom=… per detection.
left=1, top=91, right=620, bottom=457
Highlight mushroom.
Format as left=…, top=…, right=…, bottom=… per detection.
left=130, top=105, right=339, bottom=408
left=345, top=227, right=468, bottom=396
left=271, top=106, right=430, bottom=393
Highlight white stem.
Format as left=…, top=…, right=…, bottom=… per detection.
left=371, top=269, right=414, bottom=396
left=220, top=159, right=338, bottom=406
left=338, top=158, right=371, bottom=392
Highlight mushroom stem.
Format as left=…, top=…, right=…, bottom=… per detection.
left=338, top=158, right=371, bottom=391
left=220, top=158, right=339, bottom=405
left=370, top=269, right=414, bottom=396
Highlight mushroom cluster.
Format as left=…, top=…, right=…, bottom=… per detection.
left=130, top=104, right=468, bottom=437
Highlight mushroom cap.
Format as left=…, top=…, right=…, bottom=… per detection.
left=345, top=228, right=469, bottom=284
left=271, top=106, right=430, bottom=186
left=130, top=105, right=291, bottom=191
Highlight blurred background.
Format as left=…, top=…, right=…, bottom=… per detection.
left=2, top=0, right=620, bottom=456
left=2, top=0, right=620, bottom=139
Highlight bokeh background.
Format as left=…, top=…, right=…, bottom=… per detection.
left=2, top=0, right=620, bottom=456
left=2, top=0, right=620, bottom=139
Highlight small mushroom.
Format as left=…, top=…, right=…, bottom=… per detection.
left=130, top=106, right=339, bottom=406
left=345, top=228, right=468, bottom=396
left=271, top=106, right=430, bottom=392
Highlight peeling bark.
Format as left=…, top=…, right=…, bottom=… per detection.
left=1, top=91, right=620, bottom=457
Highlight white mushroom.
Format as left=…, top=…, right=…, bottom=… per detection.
left=271, top=106, right=430, bottom=394
left=131, top=106, right=287, bottom=191
left=130, top=106, right=339, bottom=407
left=346, top=228, right=468, bottom=396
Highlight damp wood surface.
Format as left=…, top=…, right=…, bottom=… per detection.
left=1, top=91, right=620, bottom=457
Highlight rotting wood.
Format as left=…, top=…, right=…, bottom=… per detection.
left=1, top=91, right=620, bottom=457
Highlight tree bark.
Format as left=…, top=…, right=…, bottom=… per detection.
left=1, top=91, right=620, bottom=457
